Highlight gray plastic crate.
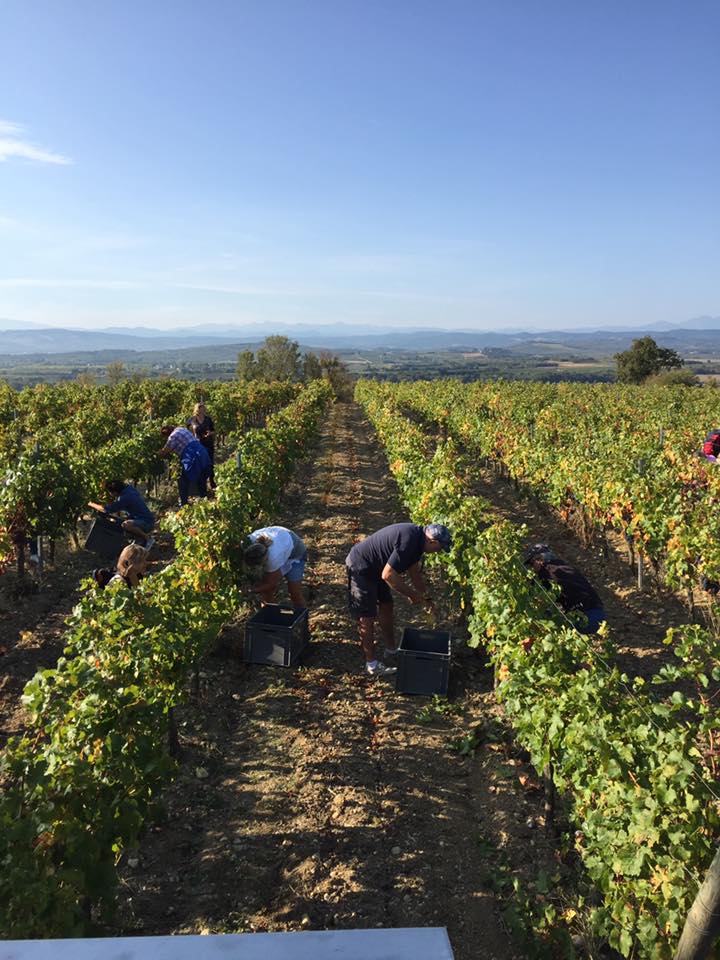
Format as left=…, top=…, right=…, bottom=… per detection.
left=244, top=604, right=309, bottom=666
left=396, top=627, right=451, bottom=695
left=84, top=514, right=126, bottom=560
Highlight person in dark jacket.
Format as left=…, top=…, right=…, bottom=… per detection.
left=345, top=521, right=452, bottom=677
left=523, top=543, right=606, bottom=634
left=88, top=480, right=155, bottom=548
left=187, top=402, right=216, bottom=489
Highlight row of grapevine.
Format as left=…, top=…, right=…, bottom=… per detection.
left=0, top=379, right=298, bottom=565
left=356, top=380, right=720, bottom=959
left=386, top=378, right=720, bottom=601
left=0, top=379, right=297, bottom=453
left=0, top=379, right=333, bottom=938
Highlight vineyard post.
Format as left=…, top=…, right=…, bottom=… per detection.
left=543, top=760, right=556, bottom=833
left=13, top=530, right=25, bottom=582
left=674, top=844, right=720, bottom=960
left=36, top=533, right=43, bottom=588
left=626, top=533, right=635, bottom=569
left=659, top=427, right=665, bottom=445
left=167, top=706, right=180, bottom=758
left=637, top=552, right=645, bottom=591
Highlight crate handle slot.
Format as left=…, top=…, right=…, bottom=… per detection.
left=411, top=653, right=444, bottom=662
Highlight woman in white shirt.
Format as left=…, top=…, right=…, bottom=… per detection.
left=244, top=525, right=307, bottom=608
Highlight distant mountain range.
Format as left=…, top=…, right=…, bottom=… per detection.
left=0, top=317, right=719, bottom=357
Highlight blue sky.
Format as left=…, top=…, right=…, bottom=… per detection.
left=0, top=0, right=718, bottom=331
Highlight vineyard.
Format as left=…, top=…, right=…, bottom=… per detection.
left=0, top=376, right=719, bottom=959
left=0, top=378, right=298, bottom=578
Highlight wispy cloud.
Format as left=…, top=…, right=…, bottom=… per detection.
left=0, top=120, right=72, bottom=165
left=0, top=278, right=145, bottom=290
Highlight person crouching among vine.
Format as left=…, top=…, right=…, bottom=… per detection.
left=701, top=428, right=720, bottom=463
left=93, top=542, right=149, bottom=590
left=523, top=543, right=606, bottom=635
left=88, top=479, right=155, bottom=549
left=243, top=525, right=307, bottom=609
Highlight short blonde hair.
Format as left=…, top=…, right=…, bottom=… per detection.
left=117, top=543, right=147, bottom=577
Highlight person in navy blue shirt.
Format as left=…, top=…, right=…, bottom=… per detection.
left=345, top=521, right=452, bottom=677
left=523, top=543, right=605, bottom=635
left=89, top=480, right=155, bottom=549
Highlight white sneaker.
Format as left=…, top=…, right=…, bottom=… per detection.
left=366, top=660, right=397, bottom=677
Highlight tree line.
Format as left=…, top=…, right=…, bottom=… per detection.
left=236, top=335, right=352, bottom=395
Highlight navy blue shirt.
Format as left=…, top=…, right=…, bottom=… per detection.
left=537, top=560, right=602, bottom=613
left=105, top=484, right=155, bottom=526
left=346, top=523, right=425, bottom=577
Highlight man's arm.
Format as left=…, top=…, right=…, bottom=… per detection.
left=406, top=561, right=430, bottom=597
left=381, top=563, right=424, bottom=602
left=88, top=501, right=107, bottom=513
left=157, top=446, right=173, bottom=458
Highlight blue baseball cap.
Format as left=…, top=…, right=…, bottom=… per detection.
left=424, top=523, right=453, bottom=552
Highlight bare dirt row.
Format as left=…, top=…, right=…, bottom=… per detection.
left=113, top=402, right=565, bottom=960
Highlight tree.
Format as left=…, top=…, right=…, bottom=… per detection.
left=319, top=352, right=353, bottom=398
left=302, top=351, right=323, bottom=381
left=614, top=337, right=683, bottom=384
left=236, top=349, right=258, bottom=381
left=106, top=360, right=126, bottom=385
left=255, top=335, right=301, bottom=381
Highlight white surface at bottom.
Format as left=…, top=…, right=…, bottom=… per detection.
left=2, top=927, right=455, bottom=960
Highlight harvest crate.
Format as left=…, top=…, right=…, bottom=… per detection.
left=396, top=627, right=451, bottom=695
left=83, top=514, right=126, bottom=560
left=244, top=604, right=309, bottom=666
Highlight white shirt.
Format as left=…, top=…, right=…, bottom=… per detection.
left=249, top=526, right=294, bottom=576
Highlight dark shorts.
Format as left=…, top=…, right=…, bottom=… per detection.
left=126, top=517, right=154, bottom=533
left=578, top=607, right=606, bottom=635
left=347, top=566, right=393, bottom=619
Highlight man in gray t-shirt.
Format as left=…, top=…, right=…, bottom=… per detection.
left=345, top=521, right=452, bottom=677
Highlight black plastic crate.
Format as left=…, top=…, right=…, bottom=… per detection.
left=83, top=514, right=126, bottom=560
left=244, top=604, right=309, bottom=666
left=395, top=627, right=452, bottom=695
